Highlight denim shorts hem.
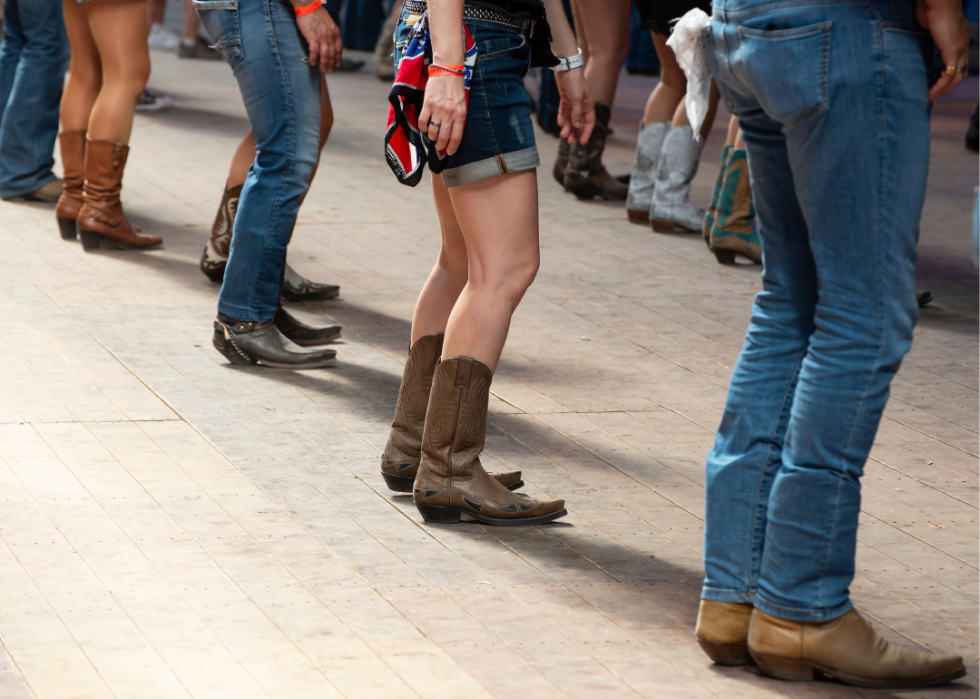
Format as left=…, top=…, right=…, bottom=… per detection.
left=753, top=595, right=852, bottom=623
left=440, top=146, right=539, bottom=187
left=700, top=588, right=755, bottom=604
left=217, top=301, right=275, bottom=324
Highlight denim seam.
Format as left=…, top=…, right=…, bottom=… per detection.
left=474, top=60, right=502, bottom=169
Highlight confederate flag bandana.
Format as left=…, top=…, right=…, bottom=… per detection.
left=384, top=13, right=478, bottom=187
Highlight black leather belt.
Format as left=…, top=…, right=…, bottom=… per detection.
left=404, top=1, right=533, bottom=31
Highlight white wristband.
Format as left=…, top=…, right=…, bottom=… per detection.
left=552, top=48, right=584, bottom=72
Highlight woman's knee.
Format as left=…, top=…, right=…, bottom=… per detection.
left=473, top=250, right=539, bottom=306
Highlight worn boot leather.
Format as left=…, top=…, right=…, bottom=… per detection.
left=381, top=337, right=523, bottom=493
left=563, top=103, right=628, bottom=201
left=626, top=120, right=669, bottom=224
left=77, top=140, right=162, bottom=251
left=212, top=314, right=336, bottom=369
left=200, top=183, right=241, bottom=282
left=703, top=144, right=732, bottom=244
left=695, top=600, right=753, bottom=666
left=274, top=305, right=342, bottom=346
left=56, top=130, right=86, bottom=240
left=748, top=608, right=965, bottom=688
left=650, top=125, right=706, bottom=233
left=552, top=138, right=569, bottom=186
left=281, top=264, right=341, bottom=301
left=709, top=149, right=762, bottom=264
left=413, top=357, right=566, bottom=526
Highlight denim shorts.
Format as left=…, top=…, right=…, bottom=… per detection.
left=392, top=7, right=539, bottom=187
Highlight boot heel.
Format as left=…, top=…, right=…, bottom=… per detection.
left=713, top=248, right=737, bottom=264
left=651, top=218, right=675, bottom=233
left=381, top=470, right=414, bottom=493
left=751, top=652, right=815, bottom=682
left=58, top=217, right=78, bottom=240
left=78, top=228, right=103, bottom=251
left=697, top=640, right=752, bottom=666
left=627, top=209, right=650, bottom=225
left=415, top=502, right=461, bottom=524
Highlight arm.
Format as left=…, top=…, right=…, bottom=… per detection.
left=540, top=0, right=595, bottom=144
left=419, top=0, right=468, bottom=155
left=916, top=0, right=969, bottom=101
left=291, top=0, right=343, bottom=73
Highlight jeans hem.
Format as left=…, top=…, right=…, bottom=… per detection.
left=753, top=595, right=852, bottom=623
left=216, top=301, right=276, bottom=324
left=440, top=146, right=539, bottom=187
left=701, top=588, right=755, bottom=604
left=0, top=172, right=57, bottom=200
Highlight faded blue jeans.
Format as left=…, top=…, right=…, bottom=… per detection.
left=195, top=0, right=322, bottom=322
left=0, top=0, right=69, bottom=199
left=701, top=0, right=931, bottom=622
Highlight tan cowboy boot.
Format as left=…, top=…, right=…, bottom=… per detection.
left=413, top=357, right=566, bottom=525
left=748, top=608, right=965, bottom=688
left=695, top=600, right=753, bottom=665
left=56, top=130, right=86, bottom=240
left=77, top=140, right=162, bottom=251
left=381, top=336, right=523, bottom=493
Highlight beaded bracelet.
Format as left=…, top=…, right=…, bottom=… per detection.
left=293, top=0, right=322, bottom=16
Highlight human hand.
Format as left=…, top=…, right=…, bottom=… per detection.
left=916, top=0, right=969, bottom=101
left=296, top=7, right=343, bottom=73
left=555, top=67, right=595, bottom=144
left=418, top=73, right=467, bottom=155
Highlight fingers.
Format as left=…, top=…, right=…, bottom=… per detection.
left=928, top=72, right=956, bottom=101
left=309, top=39, right=319, bottom=70
left=579, top=104, right=596, bottom=145
left=568, top=100, right=584, bottom=144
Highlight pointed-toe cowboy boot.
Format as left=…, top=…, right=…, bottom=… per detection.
left=625, top=120, right=669, bottom=224
left=77, top=140, right=162, bottom=251
left=695, top=600, right=753, bottom=666
left=563, top=103, right=628, bottom=201
left=703, top=144, right=732, bottom=245
left=382, top=338, right=523, bottom=493
left=748, top=608, right=965, bottom=688
left=650, top=125, right=706, bottom=233
left=413, top=357, right=565, bottom=525
left=709, top=148, right=762, bottom=264
left=56, top=130, right=86, bottom=240
left=200, top=182, right=241, bottom=282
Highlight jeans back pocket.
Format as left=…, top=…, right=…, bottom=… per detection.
left=193, top=0, right=244, bottom=69
left=738, top=21, right=831, bottom=128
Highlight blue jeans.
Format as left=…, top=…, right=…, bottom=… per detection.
left=195, top=0, right=322, bottom=322
left=701, top=0, right=931, bottom=622
left=0, top=0, right=69, bottom=199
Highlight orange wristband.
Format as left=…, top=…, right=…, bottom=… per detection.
left=428, top=64, right=464, bottom=77
left=294, top=0, right=322, bottom=15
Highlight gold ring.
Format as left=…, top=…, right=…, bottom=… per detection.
left=945, top=65, right=968, bottom=76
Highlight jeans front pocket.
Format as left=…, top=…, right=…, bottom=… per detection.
left=193, top=0, right=244, bottom=69
left=738, top=21, right=832, bottom=127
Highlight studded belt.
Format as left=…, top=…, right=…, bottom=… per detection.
left=404, top=1, right=533, bottom=32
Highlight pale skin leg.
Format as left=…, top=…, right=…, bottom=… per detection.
left=182, top=0, right=199, bottom=42
left=412, top=170, right=540, bottom=373
left=62, top=0, right=150, bottom=143
left=226, top=76, right=334, bottom=187
left=571, top=0, right=631, bottom=107
left=642, top=32, right=720, bottom=139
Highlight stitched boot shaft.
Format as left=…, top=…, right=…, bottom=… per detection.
left=650, top=125, right=706, bottom=232
left=200, top=183, right=242, bottom=282
left=748, top=608, right=965, bottom=688
left=626, top=120, right=669, bottom=223
left=56, top=131, right=86, bottom=238
left=78, top=139, right=162, bottom=250
left=710, top=149, right=762, bottom=263
left=703, top=144, right=733, bottom=243
left=562, top=103, right=628, bottom=201
left=414, top=357, right=566, bottom=525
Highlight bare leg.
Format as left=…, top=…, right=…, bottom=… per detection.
left=146, top=0, right=166, bottom=26
left=725, top=114, right=739, bottom=147
left=86, top=0, right=150, bottom=143
left=572, top=0, right=630, bottom=107
left=642, top=32, right=686, bottom=125
left=438, top=170, right=540, bottom=372
left=671, top=79, right=720, bottom=139
left=182, top=0, right=199, bottom=42
left=61, top=0, right=101, bottom=132
left=410, top=173, right=469, bottom=344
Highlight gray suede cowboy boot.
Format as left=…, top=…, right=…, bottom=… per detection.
left=650, top=125, right=706, bottom=232
left=626, top=120, right=669, bottom=224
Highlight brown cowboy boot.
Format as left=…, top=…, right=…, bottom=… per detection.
left=200, top=182, right=242, bottom=282
left=77, top=140, right=162, bottom=251
left=748, top=608, right=965, bottom=688
left=552, top=138, right=569, bottom=187
left=695, top=600, right=754, bottom=666
left=56, top=130, right=86, bottom=240
left=562, top=103, right=628, bottom=201
left=381, top=336, right=523, bottom=493
left=413, top=357, right=566, bottom=525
